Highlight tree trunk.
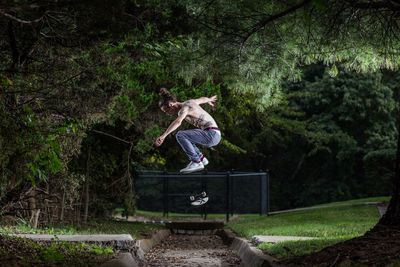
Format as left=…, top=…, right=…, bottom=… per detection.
left=83, top=181, right=89, bottom=223
left=375, top=109, right=400, bottom=226
left=83, top=147, right=91, bottom=224
left=28, top=188, right=40, bottom=228
left=60, top=182, right=66, bottom=224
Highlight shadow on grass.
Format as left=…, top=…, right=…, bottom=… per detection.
left=259, top=237, right=347, bottom=259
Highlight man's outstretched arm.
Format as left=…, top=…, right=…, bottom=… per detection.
left=194, top=95, right=217, bottom=107
left=154, top=107, right=189, bottom=147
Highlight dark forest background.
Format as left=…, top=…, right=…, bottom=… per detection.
left=0, top=0, right=397, bottom=226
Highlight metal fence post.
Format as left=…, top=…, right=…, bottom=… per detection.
left=163, top=173, right=166, bottom=217
left=230, top=171, right=234, bottom=216
left=267, top=170, right=270, bottom=215
left=162, top=171, right=169, bottom=218
left=166, top=175, right=169, bottom=217
left=201, top=174, right=208, bottom=220
left=226, top=171, right=230, bottom=222
left=260, top=171, right=268, bottom=216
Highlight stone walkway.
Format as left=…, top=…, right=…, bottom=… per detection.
left=142, top=234, right=242, bottom=267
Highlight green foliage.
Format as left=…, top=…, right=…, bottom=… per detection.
left=26, top=135, right=63, bottom=183
left=1, top=0, right=399, bottom=221
left=148, top=0, right=400, bottom=112
left=42, top=243, right=65, bottom=262
left=264, top=67, right=397, bottom=208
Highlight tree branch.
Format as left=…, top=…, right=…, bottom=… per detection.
left=91, top=130, right=133, bottom=145
left=347, top=0, right=400, bottom=11
left=241, top=0, right=312, bottom=45
left=0, top=9, right=45, bottom=24
left=238, top=0, right=311, bottom=59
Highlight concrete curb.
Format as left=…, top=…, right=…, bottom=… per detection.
left=100, top=252, right=138, bottom=267
left=215, top=229, right=279, bottom=267
left=135, top=229, right=171, bottom=260
left=9, top=234, right=136, bottom=252
left=101, top=229, right=170, bottom=266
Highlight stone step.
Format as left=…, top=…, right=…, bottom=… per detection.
left=165, top=221, right=224, bottom=231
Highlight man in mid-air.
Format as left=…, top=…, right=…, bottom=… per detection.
left=154, top=88, right=221, bottom=174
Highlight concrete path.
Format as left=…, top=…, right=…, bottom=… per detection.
left=377, top=205, right=388, bottom=217
left=252, top=235, right=316, bottom=245
left=269, top=201, right=384, bottom=215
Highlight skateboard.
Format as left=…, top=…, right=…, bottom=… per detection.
left=180, top=167, right=206, bottom=174
left=190, top=191, right=209, bottom=206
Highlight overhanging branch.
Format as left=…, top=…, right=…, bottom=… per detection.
left=0, top=9, right=45, bottom=24
left=241, top=0, right=312, bottom=45
left=347, top=0, right=400, bottom=11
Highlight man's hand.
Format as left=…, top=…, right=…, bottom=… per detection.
left=208, top=95, right=217, bottom=107
left=154, top=135, right=165, bottom=147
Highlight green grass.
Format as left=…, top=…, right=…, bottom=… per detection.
left=226, top=196, right=387, bottom=259
left=0, top=219, right=162, bottom=239
left=258, top=238, right=345, bottom=259
left=0, top=234, right=114, bottom=266
left=228, top=205, right=379, bottom=238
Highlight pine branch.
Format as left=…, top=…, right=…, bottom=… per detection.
left=241, top=0, right=312, bottom=45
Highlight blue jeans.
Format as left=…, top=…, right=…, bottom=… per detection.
left=176, top=129, right=221, bottom=163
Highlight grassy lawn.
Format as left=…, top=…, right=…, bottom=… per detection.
left=226, top=196, right=388, bottom=259
left=0, top=219, right=162, bottom=239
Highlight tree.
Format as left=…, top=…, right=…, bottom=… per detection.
left=154, top=0, right=400, bottom=227
left=0, top=0, right=145, bottom=223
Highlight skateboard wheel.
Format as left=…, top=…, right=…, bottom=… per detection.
left=190, top=196, right=195, bottom=201
left=201, top=192, right=206, bottom=197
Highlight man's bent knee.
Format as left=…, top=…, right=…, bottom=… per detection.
left=176, top=130, right=184, bottom=140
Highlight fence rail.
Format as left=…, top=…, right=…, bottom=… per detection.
left=135, top=170, right=270, bottom=222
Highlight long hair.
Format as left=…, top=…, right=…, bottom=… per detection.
left=158, top=88, right=177, bottom=109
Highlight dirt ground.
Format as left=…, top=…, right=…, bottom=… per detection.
left=141, top=234, right=242, bottom=267
left=281, top=226, right=400, bottom=267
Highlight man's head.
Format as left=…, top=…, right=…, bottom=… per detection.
left=158, top=88, right=179, bottom=115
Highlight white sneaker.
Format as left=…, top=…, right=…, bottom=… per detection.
left=191, top=196, right=209, bottom=206
left=202, top=157, right=209, bottom=166
left=180, top=161, right=204, bottom=174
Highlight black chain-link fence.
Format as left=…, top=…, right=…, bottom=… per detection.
left=134, top=170, right=269, bottom=221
